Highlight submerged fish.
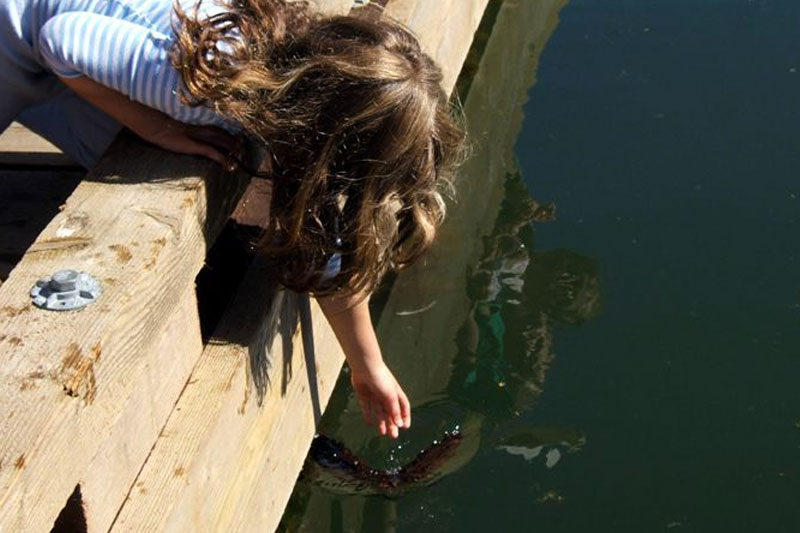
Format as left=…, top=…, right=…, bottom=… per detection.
left=307, top=431, right=464, bottom=497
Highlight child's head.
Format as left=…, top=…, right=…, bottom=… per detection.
left=173, top=0, right=465, bottom=295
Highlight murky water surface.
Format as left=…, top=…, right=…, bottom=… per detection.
left=282, top=0, right=800, bottom=530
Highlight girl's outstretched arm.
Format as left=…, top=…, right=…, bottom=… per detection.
left=59, top=76, right=238, bottom=167
left=318, top=293, right=411, bottom=438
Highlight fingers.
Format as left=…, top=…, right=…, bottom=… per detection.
left=183, top=139, right=230, bottom=168
left=374, top=402, right=388, bottom=436
left=389, top=394, right=403, bottom=429
left=375, top=394, right=402, bottom=439
left=187, top=126, right=242, bottom=170
left=188, top=125, right=241, bottom=156
left=353, top=375, right=408, bottom=439
left=141, top=118, right=243, bottom=169
left=399, top=388, right=411, bottom=429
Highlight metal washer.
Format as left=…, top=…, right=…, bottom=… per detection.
left=30, top=269, right=102, bottom=311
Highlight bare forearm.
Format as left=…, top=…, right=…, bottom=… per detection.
left=318, top=293, right=382, bottom=372
left=59, top=76, right=170, bottom=138
left=318, top=292, right=410, bottom=437
left=58, top=76, right=236, bottom=165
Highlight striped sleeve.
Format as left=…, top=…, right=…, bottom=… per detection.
left=38, top=12, right=173, bottom=97
left=36, top=10, right=230, bottom=129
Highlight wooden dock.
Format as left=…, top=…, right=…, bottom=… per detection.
left=0, top=0, right=488, bottom=531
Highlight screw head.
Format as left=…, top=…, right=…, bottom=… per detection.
left=50, top=269, right=79, bottom=292
left=30, top=270, right=102, bottom=311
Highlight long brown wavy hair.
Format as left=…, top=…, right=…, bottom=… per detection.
left=172, top=0, right=465, bottom=296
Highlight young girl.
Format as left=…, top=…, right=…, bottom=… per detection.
left=0, top=0, right=464, bottom=438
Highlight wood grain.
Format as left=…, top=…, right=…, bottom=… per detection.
left=384, top=0, right=490, bottom=94
left=0, top=133, right=247, bottom=532
left=80, top=288, right=202, bottom=532
left=110, top=267, right=344, bottom=532
left=311, top=0, right=355, bottom=14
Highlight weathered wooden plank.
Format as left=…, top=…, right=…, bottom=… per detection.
left=0, top=133, right=247, bottom=532
left=0, top=123, right=76, bottom=167
left=3, top=1, right=358, bottom=530
left=384, top=0, right=490, bottom=94
left=312, top=0, right=355, bottom=13
left=80, top=288, right=202, bottom=532
left=110, top=265, right=344, bottom=532
left=226, top=297, right=342, bottom=533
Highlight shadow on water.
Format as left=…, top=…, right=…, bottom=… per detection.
left=278, top=0, right=606, bottom=530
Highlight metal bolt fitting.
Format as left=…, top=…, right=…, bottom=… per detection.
left=30, top=269, right=102, bottom=311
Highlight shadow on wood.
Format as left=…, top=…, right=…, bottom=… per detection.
left=0, top=170, right=83, bottom=279
left=299, top=294, right=323, bottom=423
left=50, top=485, right=87, bottom=533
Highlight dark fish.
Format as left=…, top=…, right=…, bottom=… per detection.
left=307, top=431, right=463, bottom=497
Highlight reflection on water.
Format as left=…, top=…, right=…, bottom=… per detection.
left=279, top=0, right=585, bottom=530
left=447, top=171, right=598, bottom=423
left=283, top=0, right=800, bottom=529
left=295, top=168, right=599, bottom=501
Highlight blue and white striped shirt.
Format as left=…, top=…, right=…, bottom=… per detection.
left=5, top=0, right=344, bottom=280
left=31, top=0, right=230, bottom=130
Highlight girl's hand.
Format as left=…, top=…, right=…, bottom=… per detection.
left=350, top=359, right=411, bottom=439
left=58, top=75, right=240, bottom=168
left=139, top=118, right=241, bottom=169
left=317, top=293, right=410, bottom=438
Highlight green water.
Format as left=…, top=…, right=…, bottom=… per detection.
left=282, top=0, right=800, bottom=531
